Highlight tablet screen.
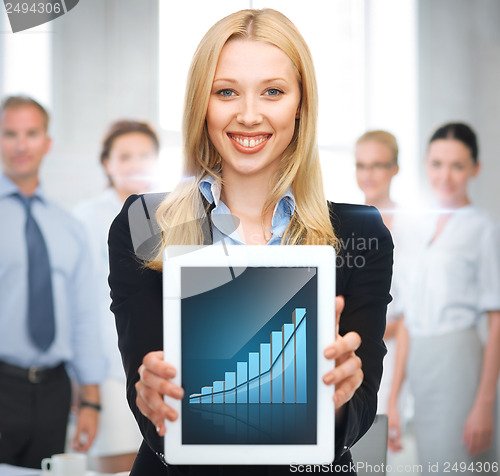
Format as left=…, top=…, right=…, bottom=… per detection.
left=181, top=266, right=318, bottom=445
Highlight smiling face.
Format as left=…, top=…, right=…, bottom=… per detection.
left=355, top=140, right=398, bottom=203
left=103, top=132, right=158, bottom=196
left=0, top=105, right=51, bottom=185
left=206, top=39, right=301, bottom=183
left=426, top=138, right=479, bottom=208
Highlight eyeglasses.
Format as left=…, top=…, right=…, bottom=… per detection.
left=355, top=162, right=396, bottom=172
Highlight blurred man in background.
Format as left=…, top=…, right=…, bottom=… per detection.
left=0, top=95, right=105, bottom=469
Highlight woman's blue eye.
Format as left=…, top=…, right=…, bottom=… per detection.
left=265, top=88, right=282, bottom=96
left=218, top=89, right=235, bottom=97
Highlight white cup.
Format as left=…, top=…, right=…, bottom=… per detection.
left=41, top=453, right=87, bottom=476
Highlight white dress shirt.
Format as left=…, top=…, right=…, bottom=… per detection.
left=404, top=205, right=500, bottom=337
left=376, top=206, right=411, bottom=414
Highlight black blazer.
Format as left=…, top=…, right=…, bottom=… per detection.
left=108, top=193, right=393, bottom=475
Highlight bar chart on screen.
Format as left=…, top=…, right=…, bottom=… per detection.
left=189, top=308, right=307, bottom=405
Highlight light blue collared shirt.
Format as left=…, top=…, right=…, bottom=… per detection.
left=0, top=173, right=106, bottom=384
left=198, top=175, right=296, bottom=245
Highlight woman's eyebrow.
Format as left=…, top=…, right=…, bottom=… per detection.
left=214, top=78, right=288, bottom=83
left=213, top=78, right=238, bottom=84
left=212, top=77, right=289, bottom=84
left=261, top=78, right=288, bottom=84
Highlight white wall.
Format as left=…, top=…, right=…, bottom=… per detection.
left=364, top=0, right=419, bottom=208
left=45, top=0, right=159, bottom=208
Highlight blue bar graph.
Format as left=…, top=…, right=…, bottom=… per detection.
left=293, top=308, right=307, bottom=403
left=271, top=331, right=283, bottom=403
left=225, top=372, right=236, bottom=403
left=201, top=387, right=213, bottom=403
left=282, top=323, right=295, bottom=403
left=248, top=352, right=260, bottom=403
left=260, top=343, right=271, bottom=403
left=237, top=362, right=248, bottom=403
left=189, top=393, right=201, bottom=403
left=213, top=381, right=225, bottom=403
left=189, top=308, right=307, bottom=405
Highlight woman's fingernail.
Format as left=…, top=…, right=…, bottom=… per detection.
left=323, top=373, right=334, bottom=385
left=156, top=426, right=161, bottom=434
left=325, top=348, right=336, bottom=359
left=174, top=387, right=184, bottom=399
left=166, top=368, right=176, bottom=378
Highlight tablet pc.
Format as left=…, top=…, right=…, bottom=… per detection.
left=163, top=245, right=335, bottom=465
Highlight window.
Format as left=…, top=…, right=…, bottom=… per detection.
left=0, top=12, right=52, bottom=109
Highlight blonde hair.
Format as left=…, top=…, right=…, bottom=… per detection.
left=356, top=130, right=399, bottom=164
left=148, top=9, right=339, bottom=270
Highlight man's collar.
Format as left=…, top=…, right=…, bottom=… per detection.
left=0, top=173, right=46, bottom=202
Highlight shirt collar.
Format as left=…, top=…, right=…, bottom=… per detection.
left=272, top=188, right=295, bottom=222
left=198, top=174, right=222, bottom=207
left=198, top=174, right=296, bottom=216
left=0, top=172, right=47, bottom=203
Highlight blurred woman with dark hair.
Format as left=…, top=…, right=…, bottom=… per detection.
left=390, top=123, right=500, bottom=474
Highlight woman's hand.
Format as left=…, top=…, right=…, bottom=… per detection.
left=322, top=296, right=363, bottom=410
left=136, top=351, right=184, bottom=437
left=463, top=402, right=494, bottom=456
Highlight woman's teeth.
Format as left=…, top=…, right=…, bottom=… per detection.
left=230, top=135, right=268, bottom=148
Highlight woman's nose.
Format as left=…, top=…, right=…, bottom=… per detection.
left=441, top=166, right=453, bottom=182
left=236, top=97, right=262, bottom=126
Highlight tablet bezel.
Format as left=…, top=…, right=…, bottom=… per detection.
left=163, top=245, right=335, bottom=465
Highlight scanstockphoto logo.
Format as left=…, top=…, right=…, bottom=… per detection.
left=3, top=0, right=79, bottom=33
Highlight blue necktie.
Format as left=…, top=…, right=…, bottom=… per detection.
left=15, top=194, right=56, bottom=351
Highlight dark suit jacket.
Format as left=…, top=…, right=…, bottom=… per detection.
left=108, top=193, right=393, bottom=475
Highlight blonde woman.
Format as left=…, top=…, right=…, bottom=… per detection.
left=354, top=131, right=410, bottom=451
left=108, top=9, right=393, bottom=475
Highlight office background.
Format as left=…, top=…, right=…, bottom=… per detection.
left=1, top=0, right=499, bottom=217
left=1, top=0, right=500, bottom=469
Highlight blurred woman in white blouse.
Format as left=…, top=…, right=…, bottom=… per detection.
left=389, top=123, right=500, bottom=475
left=74, top=120, right=159, bottom=473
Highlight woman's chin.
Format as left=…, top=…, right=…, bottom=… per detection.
left=436, top=194, right=467, bottom=209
